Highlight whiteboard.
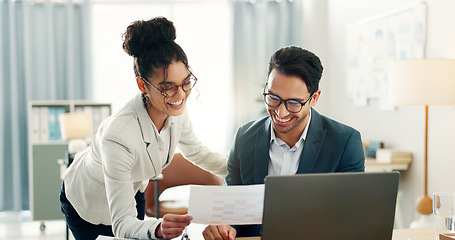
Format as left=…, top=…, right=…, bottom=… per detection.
left=346, top=2, right=427, bottom=109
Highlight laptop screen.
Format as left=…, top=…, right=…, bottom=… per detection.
left=261, top=172, right=399, bottom=240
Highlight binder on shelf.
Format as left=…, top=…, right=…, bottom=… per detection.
left=46, top=107, right=67, bottom=141
left=39, top=107, right=49, bottom=142
left=52, top=107, right=66, bottom=141
left=48, top=107, right=58, bottom=141
left=57, top=107, right=67, bottom=139
left=30, top=107, right=41, bottom=142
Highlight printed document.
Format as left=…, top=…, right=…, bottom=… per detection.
left=96, top=236, right=130, bottom=240
left=188, top=184, right=265, bottom=225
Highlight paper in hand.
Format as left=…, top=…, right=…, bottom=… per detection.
left=188, top=184, right=265, bottom=225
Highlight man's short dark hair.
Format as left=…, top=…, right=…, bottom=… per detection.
left=267, top=46, right=323, bottom=94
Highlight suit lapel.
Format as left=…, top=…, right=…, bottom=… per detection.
left=297, top=108, right=326, bottom=173
left=254, top=117, right=272, bottom=184
left=167, top=117, right=178, bottom=164
left=134, top=94, right=161, bottom=177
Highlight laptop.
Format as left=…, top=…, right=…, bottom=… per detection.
left=261, top=172, right=400, bottom=240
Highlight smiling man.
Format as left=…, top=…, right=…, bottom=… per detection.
left=202, top=46, right=365, bottom=240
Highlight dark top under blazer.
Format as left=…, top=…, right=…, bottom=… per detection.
left=225, top=108, right=365, bottom=237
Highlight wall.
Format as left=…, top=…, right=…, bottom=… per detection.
left=323, top=0, right=455, bottom=228
left=302, top=0, right=329, bottom=111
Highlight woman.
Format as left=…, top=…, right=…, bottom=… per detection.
left=60, top=17, right=227, bottom=240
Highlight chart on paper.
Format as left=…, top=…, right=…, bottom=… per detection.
left=188, top=184, right=265, bottom=225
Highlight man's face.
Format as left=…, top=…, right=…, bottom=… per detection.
left=265, top=69, right=320, bottom=136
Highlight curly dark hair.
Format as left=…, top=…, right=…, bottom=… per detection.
left=122, top=16, right=188, bottom=81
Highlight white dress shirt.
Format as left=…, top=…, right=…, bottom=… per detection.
left=268, top=110, right=311, bottom=176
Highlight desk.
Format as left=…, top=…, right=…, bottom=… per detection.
left=235, top=228, right=437, bottom=240
left=391, top=228, right=436, bottom=239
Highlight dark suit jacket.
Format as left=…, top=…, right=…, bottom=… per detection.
left=225, top=108, right=365, bottom=237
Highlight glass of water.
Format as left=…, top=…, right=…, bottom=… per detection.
left=433, top=192, right=455, bottom=238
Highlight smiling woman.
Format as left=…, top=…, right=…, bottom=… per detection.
left=91, top=0, right=233, bottom=154
left=59, top=16, right=230, bottom=240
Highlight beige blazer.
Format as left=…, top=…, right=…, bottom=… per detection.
left=63, top=93, right=227, bottom=239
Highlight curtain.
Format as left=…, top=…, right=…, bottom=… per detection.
left=231, top=0, right=303, bottom=132
left=0, top=0, right=91, bottom=212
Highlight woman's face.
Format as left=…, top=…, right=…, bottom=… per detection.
left=145, top=61, right=193, bottom=117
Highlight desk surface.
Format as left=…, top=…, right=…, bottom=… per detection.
left=235, top=228, right=437, bottom=240
left=391, top=228, right=436, bottom=240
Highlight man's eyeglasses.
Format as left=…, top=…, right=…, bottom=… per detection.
left=140, top=73, right=197, bottom=98
left=263, top=91, right=313, bottom=113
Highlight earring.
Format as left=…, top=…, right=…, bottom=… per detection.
left=142, top=92, right=152, bottom=110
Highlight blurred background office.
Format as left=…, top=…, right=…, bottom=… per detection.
left=1, top=0, right=455, bottom=238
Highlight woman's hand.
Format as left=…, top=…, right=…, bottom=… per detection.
left=155, top=214, right=193, bottom=239
left=202, top=225, right=236, bottom=240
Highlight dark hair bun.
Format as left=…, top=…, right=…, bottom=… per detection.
left=122, top=17, right=176, bottom=57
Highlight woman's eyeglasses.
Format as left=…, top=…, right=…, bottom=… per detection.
left=140, top=73, right=197, bottom=98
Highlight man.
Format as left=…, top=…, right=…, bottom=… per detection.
left=202, top=46, right=365, bottom=240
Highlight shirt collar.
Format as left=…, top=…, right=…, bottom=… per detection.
left=163, top=115, right=176, bottom=130
left=270, top=109, right=312, bottom=148
left=151, top=114, right=176, bottom=138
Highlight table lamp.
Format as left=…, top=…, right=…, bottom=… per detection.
left=388, top=59, right=455, bottom=225
left=59, top=112, right=93, bottom=164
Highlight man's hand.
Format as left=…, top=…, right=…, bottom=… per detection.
left=202, top=225, right=236, bottom=240
left=155, top=214, right=192, bottom=239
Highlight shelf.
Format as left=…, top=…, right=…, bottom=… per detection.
left=365, top=158, right=410, bottom=172
left=27, top=100, right=112, bottom=221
